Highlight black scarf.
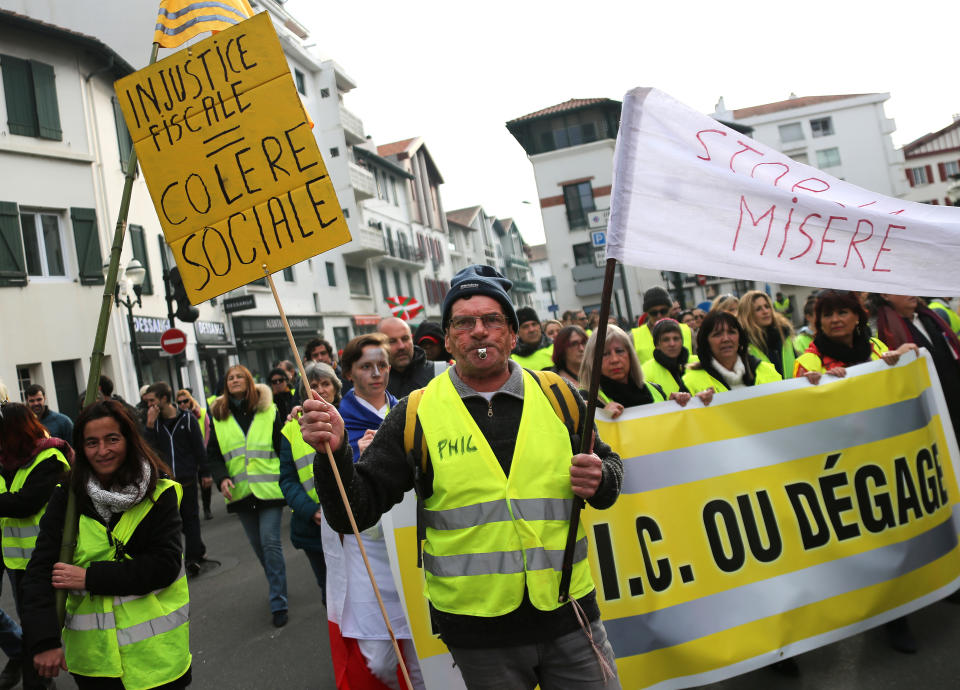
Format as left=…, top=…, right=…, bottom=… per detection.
left=599, top=376, right=654, bottom=407
left=652, top=348, right=690, bottom=393
left=764, top=325, right=785, bottom=377
left=812, top=332, right=872, bottom=366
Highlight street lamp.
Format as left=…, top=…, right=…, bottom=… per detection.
left=104, top=259, right=147, bottom=388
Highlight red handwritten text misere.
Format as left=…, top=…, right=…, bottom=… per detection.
left=695, top=129, right=905, bottom=272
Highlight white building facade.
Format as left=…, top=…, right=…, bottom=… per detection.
left=507, top=99, right=665, bottom=324
left=900, top=117, right=960, bottom=206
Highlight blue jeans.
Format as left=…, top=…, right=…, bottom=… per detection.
left=303, top=548, right=326, bottom=607
left=237, top=506, right=287, bottom=613
left=0, top=569, right=22, bottom=660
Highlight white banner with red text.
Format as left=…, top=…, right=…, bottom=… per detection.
left=606, top=87, right=960, bottom=295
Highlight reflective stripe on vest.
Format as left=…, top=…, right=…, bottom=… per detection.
left=632, top=323, right=692, bottom=364
left=0, top=447, right=70, bottom=569
left=417, top=369, right=594, bottom=616
left=64, top=479, right=191, bottom=690
left=212, top=407, right=281, bottom=503
left=281, top=419, right=319, bottom=502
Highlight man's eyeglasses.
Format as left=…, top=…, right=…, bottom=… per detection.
left=648, top=307, right=669, bottom=317
left=176, top=399, right=191, bottom=406
left=270, top=378, right=287, bottom=385
left=450, top=313, right=508, bottom=332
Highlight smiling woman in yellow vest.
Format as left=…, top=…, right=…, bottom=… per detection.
left=0, top=403, right=72, bottom=690
left=738, top=290, right=797, bottom=379
left=581, top=324, right=671, bottom=418
left=683, top=311, right=782, bottom=403
left=207, top=365, right=289, bottom=628
left=22, top=399, right=190, bottom=690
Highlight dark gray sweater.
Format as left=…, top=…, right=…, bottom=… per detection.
left=314, top=362, right=622, bottom=648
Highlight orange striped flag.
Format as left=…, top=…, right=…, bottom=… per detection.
left=154, top=0, right=255, bottom=48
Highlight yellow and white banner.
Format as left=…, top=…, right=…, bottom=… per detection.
left=383, top=350, right=960, bottom=689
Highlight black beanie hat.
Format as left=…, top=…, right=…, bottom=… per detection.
left=442, top=265, right=518, bottom=331
left=643, top=286, right=672, bottom=313
left=516, top=307, right=540, bottom=327
left=651, top=318, right=682, bottom=345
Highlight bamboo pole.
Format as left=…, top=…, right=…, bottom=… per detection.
left=558, top=257, right=618, bottom=602
left=262, top=266, right=413, bottom=690
left=58, top=44, right=161, bottom=627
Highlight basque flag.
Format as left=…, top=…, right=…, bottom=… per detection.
left=386, top=295, right=423, bottom=321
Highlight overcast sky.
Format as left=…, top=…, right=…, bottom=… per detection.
left=285, top=0, right=957, bottom=245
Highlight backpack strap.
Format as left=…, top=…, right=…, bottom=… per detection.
left=403, top=388, right=428, bottom=567
left=525, top=369, right=581, bottom=453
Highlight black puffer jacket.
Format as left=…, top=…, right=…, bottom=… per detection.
left=386, top=345, right=446, bottom=399
left=21, top=479, right=183, bottom=657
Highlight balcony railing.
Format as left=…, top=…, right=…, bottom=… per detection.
left=340, top=104, right=365, bottom=144
left=342, top=225, right=385, bottom=259
left=349, top=162, right=376, bottom=200
left=512, top=280, right=535, bottom=293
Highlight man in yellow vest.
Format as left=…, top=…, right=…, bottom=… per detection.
left=631, top=286, right=692, bottom=364
left=301, top=264, right=623, bottom=689
left=510, top=306, right=555, bottom=370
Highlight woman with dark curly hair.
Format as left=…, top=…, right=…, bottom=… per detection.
left=22, top=399, right=191, bottom=689
left=794, top=290, right=915, bottom=379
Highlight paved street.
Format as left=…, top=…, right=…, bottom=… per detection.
left=3, top=500, right=960, bottom=689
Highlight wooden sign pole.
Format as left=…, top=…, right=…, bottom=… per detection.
left=262, top=266, right=413, bottom=690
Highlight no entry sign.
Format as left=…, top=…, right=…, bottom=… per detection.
left=160, top=328, right=188, bottom=356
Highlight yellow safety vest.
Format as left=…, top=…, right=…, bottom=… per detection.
left=63, top=479, right=190, bottom=690
left=511, top=344, right=555, bottom=371
left=683, top=361, right=782, bottom=394
left=748, top=339, right=796, bottom=379
left=280, top=419, right=318, bottom=502
left=640, top=355, right=699, bottom=396
left=0, top=448, right=70, bottom=569
left=417, top=370, right=594, bottom=616
left=929, top=301, right=960, bottom=336
left=212, top=408, right=282, bottom=503
left=631, top=323, right=692, bottom=364
left=793, top=331, right=814, bottom=355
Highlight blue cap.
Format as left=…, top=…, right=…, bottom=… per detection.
left=442, top=265, right=518, bottom=332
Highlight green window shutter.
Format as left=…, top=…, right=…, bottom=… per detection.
left=70, top=207, right=104, bottom=285
left=30, top=60, right=61, bottom=141
left=112, top=96, right=133, bottom=172
left=0, top=201, right=27, bottom=287
left=1, top=54, right=38, bottom=137
left=129, top=224, right=153, bottom=295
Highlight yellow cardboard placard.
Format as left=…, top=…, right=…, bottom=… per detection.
left=114, top=12, right=350, bottom=302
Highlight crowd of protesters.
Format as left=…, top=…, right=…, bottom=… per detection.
left=0, top=275, right=958, bottom=687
